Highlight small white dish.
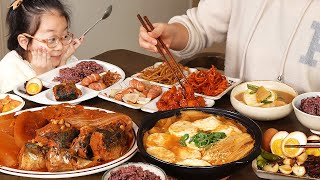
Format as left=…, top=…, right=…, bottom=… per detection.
left=230, top=81, right=298, bottom=121
left=45, top=85, right=99, bottom=105
left=98, top=77, right=165, bottom=110
left=102, top=162, right=167, bottom=180
left=0, top=94, right=25, bottom=116
left=292, top=92, right=320, bottom=134
left=131, top=62, right=197, bottom=88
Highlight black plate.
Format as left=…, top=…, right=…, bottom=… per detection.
left=137, top=107, right=262, bottom=180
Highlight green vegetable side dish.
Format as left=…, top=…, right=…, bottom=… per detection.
left=179, top=131, right=226, bottom=148
left=261, top=149, right=283, bottom=162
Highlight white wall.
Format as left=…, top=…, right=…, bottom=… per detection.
left=0, top=0, right=191, bottom=59
left=66, top=0, right=192, bottom=59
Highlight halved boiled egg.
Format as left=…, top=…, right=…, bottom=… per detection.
left=270, top=131, right=289, bottom=157
left=281, top=131, right=307, bottom=158
left=25, top=78, right=43, bottom=95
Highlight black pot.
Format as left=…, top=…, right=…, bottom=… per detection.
left=137, top=107, right=262, bottom=180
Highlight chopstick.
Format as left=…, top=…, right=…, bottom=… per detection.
left=285, top=144, right=320, bottom=148
left=137, top=14, right=190, bottom=88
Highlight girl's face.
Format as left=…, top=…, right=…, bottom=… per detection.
left=26, top=10, right=70, bottom=67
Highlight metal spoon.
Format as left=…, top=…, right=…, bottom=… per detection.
left=81, top=5, right=112, bottom=37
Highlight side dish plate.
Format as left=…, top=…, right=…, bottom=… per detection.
left=252, top=159, right=316, bottom=180
left=13, top=59, right=125, bottom=105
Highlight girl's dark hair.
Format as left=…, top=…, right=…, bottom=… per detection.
left=6, top=0, right=71, bottom=57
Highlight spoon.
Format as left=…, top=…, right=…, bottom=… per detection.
left=81, top=5, right=112, bottom=37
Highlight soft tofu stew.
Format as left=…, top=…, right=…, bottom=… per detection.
left=235, top=84, right=295, bottom=108
left=143, top=110, right=254, bottom=166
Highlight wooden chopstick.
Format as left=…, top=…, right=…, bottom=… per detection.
left=307, top=140, right=320, bottom=143
left=285, top=144, right=320, bottom=148
left=142, top=16, right=190, bottom=86
left=137, top=14, right=189, bottom=88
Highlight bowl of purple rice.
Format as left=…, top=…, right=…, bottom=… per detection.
left=102, top=162, right=167, bottom=180
left=292, top=92, right=320, bottom=134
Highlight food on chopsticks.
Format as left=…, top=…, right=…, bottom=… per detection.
left=53, top=83, right=82, bottom=101
left=25, top=78, right=43, bottom=95
left=156, top=84, right=205, bottom=111
left=187, top=65, right=229, bottom=96
left=300, top=96, right=320, bottom=116
left=53, top=61, right=104, bottom=83
left=137, top=62, right=191, bottom=85
left=256, top=128, right=320, bottom=178
left=0, top=104, right=134, bottom=172
left=235, top=84, right=295, bottom=107
left=0, top=95, right=22, bottom=113
left=81, top=71, right=121, bottom=91
left=108, top=79, right=162, bottom=105
left=143, top=110, right=254, bottom=166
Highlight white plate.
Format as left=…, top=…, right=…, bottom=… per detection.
left=98, top=77, right=165, bottom=109
left=194, top=77, right=241, bottom=100
left=0, top=94, right=25, bottom=116
left=252, top=159, right=316, bottom=180
left=141, top=88, right=215, bottom=113
left=14, top=83, right=99, bottom=105
left=0, top=106, right=138, bottom=179
left=38, top=59, right=125, bottom=86
left=132, top=62, right=197, bottom=88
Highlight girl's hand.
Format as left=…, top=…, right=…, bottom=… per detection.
left=30, top=48, right=54, bottom=75
left=59, top=36, right=84, bottom=66
left=139, top=23, right=173, bottom=53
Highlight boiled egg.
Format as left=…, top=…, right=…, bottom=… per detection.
left=306, top=135, right=320, bottom=156
left=25, top=78, right=43, bottom=95
left=281, top=131, right=307, bottom=158
left=270, top=131, right=289, bottom=157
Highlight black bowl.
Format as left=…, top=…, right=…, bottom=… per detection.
left=137, top=107, right=262, bottom=180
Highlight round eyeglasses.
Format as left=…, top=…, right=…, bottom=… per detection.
left=22, top=32, right=74, bottom=48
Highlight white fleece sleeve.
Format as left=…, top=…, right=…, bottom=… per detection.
left=169, top=0, right=232, bottom=58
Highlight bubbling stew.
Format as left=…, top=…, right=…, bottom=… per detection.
left=143, top=110, right=254, bottom=166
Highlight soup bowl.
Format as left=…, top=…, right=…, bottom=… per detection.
left=137, top=107, right=262, bottom=180
left=230, top=81, right=298, bottom=121
left=292, top=92, right=320, bottom=135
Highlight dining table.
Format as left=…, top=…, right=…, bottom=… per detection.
left=0, top=49, right=313, bottom=180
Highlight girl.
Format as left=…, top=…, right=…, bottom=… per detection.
left=0, top=0, right=83, bottom=93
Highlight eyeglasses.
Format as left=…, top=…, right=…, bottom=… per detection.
left=22, top=32, right=74, bottom=48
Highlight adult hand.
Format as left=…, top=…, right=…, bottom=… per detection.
left=59, top=36, right=84, bottom=66
left=139, top=23, right=173, bottom=53
left=30, top=48, right=54, bottom=75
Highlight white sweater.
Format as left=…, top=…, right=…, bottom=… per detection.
left=170, top=0, right=320, bottom=93
left=0, top=51, right=77, bottom=93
